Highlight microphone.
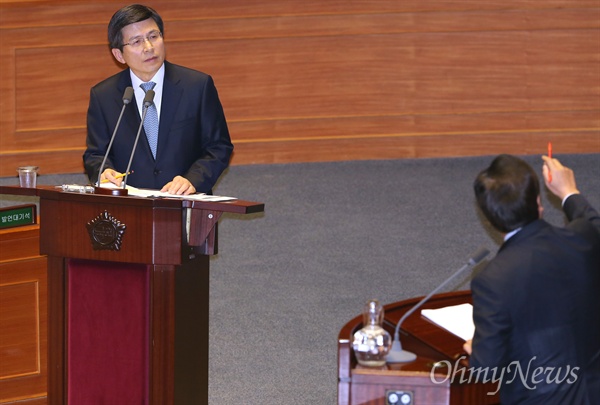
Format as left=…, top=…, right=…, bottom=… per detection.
left=386, top=247, right=490, bottom=363
left=122, top=89, right=155, bottom=189
left=95, top=86, right=134, bottom=187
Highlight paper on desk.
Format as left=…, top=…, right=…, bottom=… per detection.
left=421, top=303, right=474, bottom=341
left=97, top=183, right=237, bottom=202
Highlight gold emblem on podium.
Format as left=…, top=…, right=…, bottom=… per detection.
left=86, top=210, right=126, bottom=251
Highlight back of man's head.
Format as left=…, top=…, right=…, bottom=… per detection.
left=474, top=154, right=540, bottom=233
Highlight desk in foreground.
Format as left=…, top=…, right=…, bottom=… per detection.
left=338, top=291, right=500, bottom=405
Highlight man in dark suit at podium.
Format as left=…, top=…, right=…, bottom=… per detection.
left=83, top=4, right=233, bottom=195
left=464, top=154, right=600, bottom=404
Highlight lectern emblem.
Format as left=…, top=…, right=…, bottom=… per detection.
left=86, top=210, right=126, bottom=251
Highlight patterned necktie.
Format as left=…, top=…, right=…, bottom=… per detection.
left=140, top=82, right=159, bottom=158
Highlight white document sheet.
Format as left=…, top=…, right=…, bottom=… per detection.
left=421, top=303, right=474, bottom=341
left=96, top=183, right=237, bottom=202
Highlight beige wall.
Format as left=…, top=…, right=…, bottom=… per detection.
left=1, top=1, right=598, bottom=176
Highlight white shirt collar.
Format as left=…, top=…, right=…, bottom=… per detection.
left=504, top=227, right=522, bottom=242
left=130, top=63, right=165, bottom=89
left=130, top=64, right=165, bottom=117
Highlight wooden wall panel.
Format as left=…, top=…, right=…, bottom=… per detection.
left=0, top=1, right=599, bottom=176
left=0, top=282, right=40, bottom=377
left=0, top=226, right=47, bottom=404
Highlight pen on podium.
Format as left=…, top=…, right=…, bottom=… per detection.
left=101, top=171, right=133, bottom=184
left=547, top=142, right=552, bottom=183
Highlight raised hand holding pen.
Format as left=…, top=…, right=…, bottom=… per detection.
left=541, top=155, right=579, bottom=201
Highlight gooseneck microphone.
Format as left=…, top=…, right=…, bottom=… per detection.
left=122, top=89, right=155, bottom=189
left=386, top=247, right=490, bottom=363
left=95, top=86, right=134, bottom=187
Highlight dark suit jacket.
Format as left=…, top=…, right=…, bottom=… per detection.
left=83, top=61, right=233, bottom=193
left=470, top=194, right=600, bottom=404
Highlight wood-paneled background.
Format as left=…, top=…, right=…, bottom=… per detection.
left=0, top=1, right=599, bottom=177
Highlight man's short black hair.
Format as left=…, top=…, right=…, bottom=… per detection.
left=108, top=4, right=164, bottom=51
left=474, top=154, right=540, bottom=233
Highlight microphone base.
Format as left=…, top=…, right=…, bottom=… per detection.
left=94, top=186, right=128, bottom=196
left=386, top=349, right=417, bottom=363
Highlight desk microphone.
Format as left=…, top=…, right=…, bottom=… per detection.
left=122, top=89, right=155, bottom=189
left=95, top=86, right=134, bottom=187
left=386, top=247, right=490, bottom=363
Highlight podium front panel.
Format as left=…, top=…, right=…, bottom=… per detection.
left=39, top=191, right=182, bottom=265
left=67, top=259, right=151, bottom=404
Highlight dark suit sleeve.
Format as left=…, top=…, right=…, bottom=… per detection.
left=563, top=194, right=600, bottom=235
left=469, top=265, right=512, bottom=369
left=183, top=75, right=233, bottom=193
left=83, top=86, right=113, bottom=184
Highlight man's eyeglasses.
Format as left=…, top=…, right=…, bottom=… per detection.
left=122, top=31, right=163, bottom=48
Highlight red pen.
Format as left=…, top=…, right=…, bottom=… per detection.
left=547, top=142, right=552, bottom=183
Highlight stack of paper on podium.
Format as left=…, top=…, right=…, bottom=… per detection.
left=95, top=183, right=237, bottom=201
left=421, top=303, right=474, bottom=341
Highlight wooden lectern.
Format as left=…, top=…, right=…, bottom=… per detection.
left=338, top=291, right=500, bottom=405
left=1, top=185, right=263, bottom=405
